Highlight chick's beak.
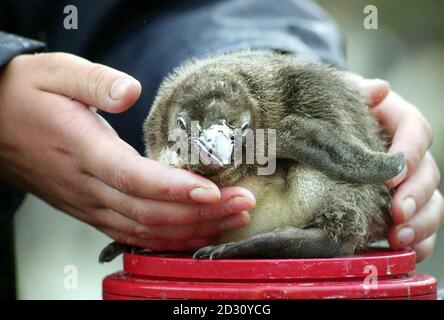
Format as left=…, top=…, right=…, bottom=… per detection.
left=191, top=123, right=234, bottom=167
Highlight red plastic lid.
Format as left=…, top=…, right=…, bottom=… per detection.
left=123, top=249, right=416, bottom=281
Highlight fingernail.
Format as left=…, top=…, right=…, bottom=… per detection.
left=109, top=78, right=135, bottom=100
left=224, top=196, right=255, bottom=213
left=387, top=164, right=407, bottom=188
left=402, top=197, right=416, bottom=221
left=366, top=78, right=389, bottom=87
left=397, top=227, right=415, bottom=247
left=219, top=212, right=250, bottom=230
left=189, top=187, right=220, bottom=202
left=360, top=79, right=389, bottom=98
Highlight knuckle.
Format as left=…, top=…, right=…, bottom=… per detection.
left=197, top=205, right=210, bottom=221
left=36, top=52, right=61, bottom=64
left=413, top=218, right=428, bottom=241
left=37, top=52, right=69, bottom=73
left=420, top=116, right=433, bottom=147
left=164, top=181, right=182, bottom=202
left=86, top=63, right=108, bottom=101
left=151, top=166, right=183, bottom=201
left=81, top=204, right=98, bottom=217
left=420, top=192, right=442, bottom=236
left=133, top=224, right=151, bottom=239
left=429, top=157, right=441, bottom=189
left=131, top=202, right=153, bottom=226
left=81, top=174, right=99, bottom=198
left=112, top=160, right=132, bottom=193
left=73, top=175, right=94, bottom=199
left=130, top=203, right=145, bottom=224
left=407, top=152, right=421, bottom=173
left=87, top=209, right=105, bottom=227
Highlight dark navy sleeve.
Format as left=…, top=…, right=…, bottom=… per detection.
left=124, top=0, right=346, bottom=70
left=182, top=0, right=346, bottom=68
left=0, top=31, right=45, bottom=68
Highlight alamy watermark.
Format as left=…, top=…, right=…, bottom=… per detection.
left=363, top=264, right=378, bottom=289
left=363, top=5, right=378, bottom=30
left=63, top=5, right=78, bottom=30
left=63, top=264, right=78, bottom=290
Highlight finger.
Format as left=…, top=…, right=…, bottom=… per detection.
left=34, top=52, right=141, bottom=113
left=219, top=186, right=256, bottom=208
left=413, top=233, right=437, bottom=263
left=386, top=115, right=432, bottom=187
left=94, top=208, right=250, bottom=241
left=98, top=227, right=212, bottom=251
left=359, top=79, right=390, bottom=107
left=90, top=178, right=255, bottom=225
left=76, top=133, right=224, bottom=203
left=388, top=190, right=443, bottom=249
left=390, top=153, right=440, bottom=224
left=371, top=92, right=433, bottom=187
left=341, top=72, right=390, bottom=106
left=135, top=211, right=250, bottom=241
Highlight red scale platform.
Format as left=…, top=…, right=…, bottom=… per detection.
left=102, top=249, right=437, bottom=300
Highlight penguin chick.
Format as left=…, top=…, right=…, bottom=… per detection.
left=99, top=50, right=405, bottom=262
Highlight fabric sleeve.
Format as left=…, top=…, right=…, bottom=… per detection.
left=0, top=31, right=45, bottom=67
left=151, top=0, right=346, bottom=68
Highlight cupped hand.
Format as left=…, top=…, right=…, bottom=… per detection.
left=345, top=72, right=443, bottom=262
left=0, top=52, right=255, bottom=251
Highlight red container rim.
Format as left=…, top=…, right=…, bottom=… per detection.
left=103, top=271, right=437, bottom=300
left=123, top=249, right=416, bottom=281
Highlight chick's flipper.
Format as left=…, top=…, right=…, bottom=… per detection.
left=276, top=116, right=405, bottom=184
left=193, top=227, right=345, bottom=259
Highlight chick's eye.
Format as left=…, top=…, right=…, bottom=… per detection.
left=176, top=117, right=187, bottom=130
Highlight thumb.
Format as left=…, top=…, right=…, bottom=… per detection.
left=359, top=79, right=391, bottom=107
left=342, top=72, right=390, bottom=107
left=36, top=52, right=141, bottom=113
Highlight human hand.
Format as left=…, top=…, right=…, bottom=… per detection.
left=0, top=52, right=254, bottom=251
left=345, top=72, right=443, bottom=262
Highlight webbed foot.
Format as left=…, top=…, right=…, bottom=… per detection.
left=193, top=227, right=345, bottom=259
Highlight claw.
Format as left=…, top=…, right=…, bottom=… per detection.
left=193, top=243, right=235, bottom=259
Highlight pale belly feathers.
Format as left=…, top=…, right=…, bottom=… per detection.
left=219, top=164, right=332, bottom=243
